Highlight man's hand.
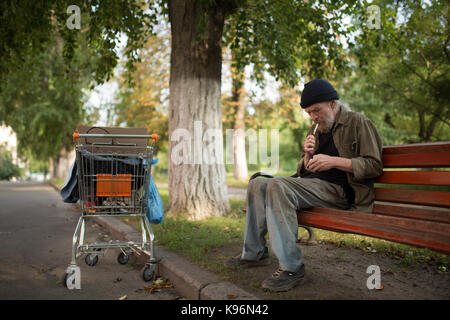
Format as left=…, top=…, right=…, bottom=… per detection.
left=307, top=154, right=335, bottom=172
left=303, top=134, right=316, bottom=163
left=307, top=154, right=354, bottom=173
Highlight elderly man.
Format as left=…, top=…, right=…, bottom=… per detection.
left=225, top=79, right=383, bottom=292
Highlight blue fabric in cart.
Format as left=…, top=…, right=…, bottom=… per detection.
left=143, top=158, right=164, bottom=224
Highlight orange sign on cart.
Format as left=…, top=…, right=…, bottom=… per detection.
left=96, top=174, right=132, bottom=197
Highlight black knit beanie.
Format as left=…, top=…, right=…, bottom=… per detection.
left=300, top=79, right=339, bottom=109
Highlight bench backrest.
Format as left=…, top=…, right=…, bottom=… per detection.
left=373, top=141, right=450, bottom=224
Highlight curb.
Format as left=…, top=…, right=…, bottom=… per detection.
left=49, top=181, right=259, bottom=300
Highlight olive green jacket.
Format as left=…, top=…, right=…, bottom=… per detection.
left=297, top=107, right=384, bottom=213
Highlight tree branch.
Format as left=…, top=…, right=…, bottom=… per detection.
left=400, top=60, right=439, bottom=92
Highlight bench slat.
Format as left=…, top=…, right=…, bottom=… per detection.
left=373, top=202, right=450, bottom=224
left=382, top=142, right=450, bottom=168
left=382, top=153, right=450, bottom=168
left=375, top=171, right=450, bottom=186
left=297, top=207, right=450, bottom=254
left=375, top=188, right=450, bottom=207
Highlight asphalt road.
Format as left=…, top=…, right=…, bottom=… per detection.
left=0, top=181, right=182, bottom=300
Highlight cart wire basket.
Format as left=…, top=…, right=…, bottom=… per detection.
left=64, top=129, right=159, bottom=289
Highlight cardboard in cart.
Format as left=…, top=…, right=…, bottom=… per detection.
left=76, top=125, right=149, bottom=155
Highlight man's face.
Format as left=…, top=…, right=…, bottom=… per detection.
left=304, top=101, right=336, bottom=133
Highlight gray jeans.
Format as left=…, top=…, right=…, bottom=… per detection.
left=242, top=177, right=349, bottom=272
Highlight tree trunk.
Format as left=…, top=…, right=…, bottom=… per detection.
left=167, top=1, right=233, bottom=219
left=49, top=155, right=60, bottom=179
left=230, top=54, right=248, bottom=180
left=49, top=147, right=75, bottom=179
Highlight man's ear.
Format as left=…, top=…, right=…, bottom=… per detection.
left=329, top=100, right=335, bottom=110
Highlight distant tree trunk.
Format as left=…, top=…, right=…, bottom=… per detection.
left=167, top=1, right=236, bottom=219
left=230, top=54, right=248, bottom=180
left=50, top=155, right=60, bottom=179
left=49, top=147, right=74, bottom=179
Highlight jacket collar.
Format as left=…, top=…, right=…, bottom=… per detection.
left=334, top=105, right=352, bottom=127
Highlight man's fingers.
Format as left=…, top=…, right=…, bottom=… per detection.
left=308, top=155, right=322, bottom=171
left=307, top=157, right=316, bottom=168
left=304, top=137, right=315, bottom=154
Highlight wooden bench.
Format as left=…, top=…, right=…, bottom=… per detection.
left=245, top=142, right=450, bottom=254
left=296, top=141, right=450, bottom=254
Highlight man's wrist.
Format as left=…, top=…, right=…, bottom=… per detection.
left=333, top=156, right=353, bottom=173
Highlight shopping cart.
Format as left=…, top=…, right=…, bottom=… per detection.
left=63, top=128, right=159, bottom=289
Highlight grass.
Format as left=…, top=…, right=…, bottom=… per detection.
left=49, top=177, right=65, bottom=188
left=153, top=188, right=245, bottom=260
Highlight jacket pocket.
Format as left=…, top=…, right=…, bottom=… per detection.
left=340, top=140, right=358, bottom=158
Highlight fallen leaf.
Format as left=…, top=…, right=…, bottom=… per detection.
left=143, top=281, right=174, bottom=294
left=227, top=294, right=239, bottom=299
left=118, top=295, right=127, bottom=300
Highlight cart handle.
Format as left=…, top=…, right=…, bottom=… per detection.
left=73, top=132, right=158, bottom=143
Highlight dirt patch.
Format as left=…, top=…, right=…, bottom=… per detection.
left=209, top=241, right=450, bottom=300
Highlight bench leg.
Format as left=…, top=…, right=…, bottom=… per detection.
left=298, top=225, right=317, bottom=245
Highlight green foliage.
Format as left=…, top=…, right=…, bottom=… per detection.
left=341, top=75, right=418, bottom=146
left=225, top=0, right=358, bottom=86
left=0, top=144, right=21, bottom=180
left=0, top=0, right=154, bottom=86
left=2, top=0, right=448, bottom=174
left=0, top=31, right=91, bottom=160
left=0, top=1, right=154, bottom=161
left=348, top=0, right=450, bottom=142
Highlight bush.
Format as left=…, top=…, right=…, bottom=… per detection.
left=0, top=145, right=21, bottom=180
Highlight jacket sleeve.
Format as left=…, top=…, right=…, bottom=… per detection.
left=350, top=117, right=384, bottom=181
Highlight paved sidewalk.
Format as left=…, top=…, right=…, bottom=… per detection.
left=49, top=181, right=258, bottom=300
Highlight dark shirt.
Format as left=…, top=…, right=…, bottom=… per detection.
left=302, top=128, right=355, bottom=205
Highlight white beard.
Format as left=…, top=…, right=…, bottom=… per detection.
left=318, top=112, right=335, bottom=133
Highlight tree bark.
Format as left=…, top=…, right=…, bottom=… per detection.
left=167, top=1, right=233, bottom=219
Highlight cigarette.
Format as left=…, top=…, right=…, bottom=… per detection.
left=312, top=123, right=318, bottom=135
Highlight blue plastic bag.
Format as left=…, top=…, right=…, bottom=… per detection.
left=145, top=158, right=164, bottom=224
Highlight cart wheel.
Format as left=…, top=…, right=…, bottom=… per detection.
left=142, top=263, right=157, bottom=282
left=85, top=253, right=98, bottom=266
left=117, top=252, right=130, bottom=265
